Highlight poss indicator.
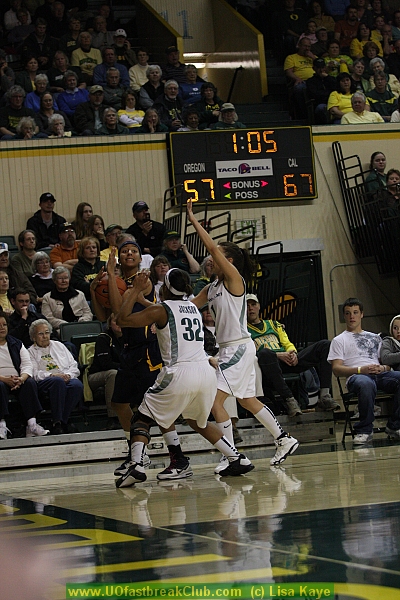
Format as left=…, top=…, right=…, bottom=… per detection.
left=169, top=127, right=317, bottom=205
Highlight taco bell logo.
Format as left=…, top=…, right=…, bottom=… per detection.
left=216, top=159, right=273, bottom=179
left=239, top=163, right=251, bottom=174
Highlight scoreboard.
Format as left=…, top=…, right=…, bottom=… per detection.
left=169, top=127, right=317, bottom=205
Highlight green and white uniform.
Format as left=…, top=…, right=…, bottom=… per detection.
left=208, top=278, right=256, bottom=399
left=139, top=299, right=216, bottom=429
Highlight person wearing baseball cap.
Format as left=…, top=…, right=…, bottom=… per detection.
left=246, top=294, right=338, bottom=417
left=112, top=30, right=137, bottom=70
left=126, top=202, right=166, bottom=257
left=306, top=56, right=336, bottom=124
left=26, top=192, right=66, bottom=250
left=50, top=223, right=79, bottom=271
left=162, top=45, right=186, bottom=84
left=311, top=26, right=329, bottom=58
left=100, top=224, right=123, bottom=262
left=160, top=230, right=200, bottom=274
left=210, top=102, right=247, bottom=130
left=74, top=83, right=106, bottom=135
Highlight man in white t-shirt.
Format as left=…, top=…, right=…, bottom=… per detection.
left=328, top=297, right=400, bottom=444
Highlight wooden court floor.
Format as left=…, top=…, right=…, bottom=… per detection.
left=1, top=437, right=400, bottom=600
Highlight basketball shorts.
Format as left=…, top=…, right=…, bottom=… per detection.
left=217, top=340, right=256, bottom=399
left=139, top=361, right=217, bottom=429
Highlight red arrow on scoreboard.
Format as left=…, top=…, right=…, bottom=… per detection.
left=223, top=182, right=231, bottom=189
left=261, top=180, right=268, bottom=187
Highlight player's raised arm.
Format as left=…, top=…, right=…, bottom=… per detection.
left=186, top=200, right=243, bottom=295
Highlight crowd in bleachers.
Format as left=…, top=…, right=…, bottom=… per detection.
left=0, top=192, right=208, bottom=439
left=3, top=1, right=399, bottom=131
left=268, top=0, right=400, bottom=123
left=0, top=0, right=249, bottom=139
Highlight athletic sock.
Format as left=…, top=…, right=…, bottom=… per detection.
left=162, top=430, right=185, bottom=460
left=254, top=405, right=285, bottom=439
left=131, top=441, right=146, bottom=466
left=163, top=430, right=180, bottom=446
left=214, top=435, right=240, bottom=462
left=319, top=388, right=329, bottom=398
left=215, top=419, right=234, bottom=446
left=27, top=417, right=36, bottom=427
left=124, top=431, right=130, bottom=441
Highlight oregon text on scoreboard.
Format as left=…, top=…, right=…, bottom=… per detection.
left=169, top=127, right=317, bottom=205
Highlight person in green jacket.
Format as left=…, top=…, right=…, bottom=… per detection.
left=246, top=293, right=339, bottom=416
left=209, top=103, right=246, bottom=129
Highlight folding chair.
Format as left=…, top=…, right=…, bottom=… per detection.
left=338, top=377, right=395, bottom=443
left=59, top=321, right=103, bottom=342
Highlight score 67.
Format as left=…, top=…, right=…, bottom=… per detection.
left=283, top=173, right=314, bottom=197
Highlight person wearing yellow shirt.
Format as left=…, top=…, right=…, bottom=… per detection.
left=350, top=23, right=383, bottom=59
left=327, top=73, right=358, bottom=122
left=71, top=32, right=102, bottom=84
left=284, top=38, right=316, bottom=118
left=99, top=224, right=122, bottom=263
left=324, top=39, right=353, bottom=78
left=0, top=271, right=13, bottom=315
left=341, top=92, right=385, bottom=124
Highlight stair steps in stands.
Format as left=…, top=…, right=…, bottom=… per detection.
left=0, top=414, right=335, bottom=470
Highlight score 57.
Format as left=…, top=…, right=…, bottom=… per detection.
left=184, top=179, right=215, bottom=201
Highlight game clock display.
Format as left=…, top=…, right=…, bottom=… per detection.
left=169, top=127, right=317, bottom=205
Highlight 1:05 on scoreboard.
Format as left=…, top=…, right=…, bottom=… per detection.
left=169, top=127, right=317, bottom=205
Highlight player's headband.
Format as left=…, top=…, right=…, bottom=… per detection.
left=164, top=269, right=185, bottom=296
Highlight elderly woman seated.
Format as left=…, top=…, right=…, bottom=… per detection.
left=30, top=251, right=54, bottom=303
left=209, top=103, right=246, bottom=129
left=42, top=266, right=93, bottom=332
left=47, top=114, right=72, bottom=138
left=36, top=92, right=72, bottom=134
left=134, top=108, right=169, bottom=133
left=369, top=57, right=400, bottom=98
left=25, top=73, right=52, bottom=112
left=0, top=312, right=49, bottom=440
left=179, top=64, right=203, bottom=105
left=12, top=117, right=47, bottom=140
left=28, top=319, right=83, bottom=435
left=98, top=107, right=129, bottom=135
left=177, top=107, right=200, bottom=131
left=139, top=64, right=164, bottom=110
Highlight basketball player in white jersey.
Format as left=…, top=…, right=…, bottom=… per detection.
left=186, top=200, right=299, bottom=469
left=115, top=268, right=255, bottom=488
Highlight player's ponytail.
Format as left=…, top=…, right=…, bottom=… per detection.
left=218, top=241, right=255, bottom=287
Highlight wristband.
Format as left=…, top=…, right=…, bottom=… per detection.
left=357, top=366, right=361, bottom=374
